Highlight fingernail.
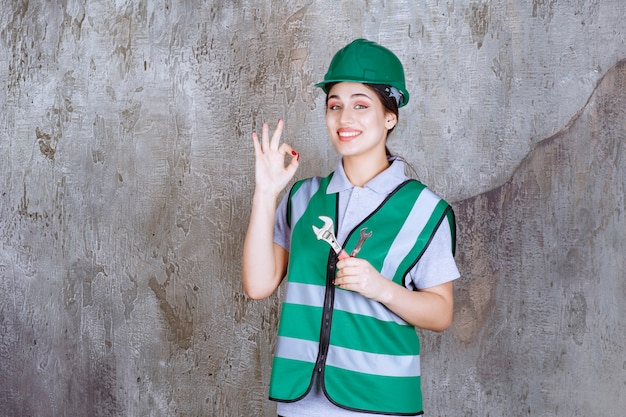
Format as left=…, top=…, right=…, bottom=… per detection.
left=296, top=153, right=300, bottom=161
left=291, top=150, right=297, bottom=156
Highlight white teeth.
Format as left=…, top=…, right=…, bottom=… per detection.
left=338, top=131, right=359, bottom=137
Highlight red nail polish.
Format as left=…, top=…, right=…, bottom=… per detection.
left=296, top=153, right=300, bottom=161
left=292, top=150, right=297, bottom=156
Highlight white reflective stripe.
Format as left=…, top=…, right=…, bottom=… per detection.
left=290, top=177, right=321, bottom=228
left=334, top=289, right=409, bottom=325
left=284, top=282, right=325, bottom=307
left=285, top=282, right=411, bottom=325
left=381, top=189, right=441, bottom=281
left=274, top=336, right=319, bottom=363
left=327, top=345, right=421, bottom=377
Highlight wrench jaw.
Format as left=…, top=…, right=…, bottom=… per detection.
left=312, top=225, right=343, bottom=254
left=312, top=216, right=349, bottom=259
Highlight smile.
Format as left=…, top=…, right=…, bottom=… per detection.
left=338, top=130, right=361, bottom=139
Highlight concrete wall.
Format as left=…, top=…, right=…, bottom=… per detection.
left=1, top=1, right=624, bottom=416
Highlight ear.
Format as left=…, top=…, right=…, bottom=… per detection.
left=385, top=113, right=398, bottom=130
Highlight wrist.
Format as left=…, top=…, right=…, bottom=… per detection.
left=373, top=279, right=396, bottom=305
left=252, top=188, right=280, bottom=204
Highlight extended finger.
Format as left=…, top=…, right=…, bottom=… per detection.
left=261, top=123, right=270, bottom=152
left=269, top=119, right=284, bottom=150
left=251, top=131, right=261, bottom=155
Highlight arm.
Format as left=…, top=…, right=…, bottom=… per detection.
left=375, top=277, right=453, bottom=331
left=242, top=120, right=299, bottom=300
left=334, top=259, right=454, bottom=331
left=334, top=219, right=458, bottom=331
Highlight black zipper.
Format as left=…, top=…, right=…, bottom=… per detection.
left=314, top=249, right=337, bottom=376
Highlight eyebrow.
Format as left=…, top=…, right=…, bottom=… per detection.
left=327, top=92, right=373, bottom=101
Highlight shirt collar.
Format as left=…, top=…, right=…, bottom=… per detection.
left=327, top=157, right=409, bottom=195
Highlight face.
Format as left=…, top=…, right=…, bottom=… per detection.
left=325, top=82, right=397, bottom=160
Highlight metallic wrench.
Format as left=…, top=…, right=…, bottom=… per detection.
left=312, top=216, right=349, bottom=259
left=350, top=227, right=373, bottom=257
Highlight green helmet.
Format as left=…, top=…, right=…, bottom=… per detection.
left=315, top=38, right=409, bottom=107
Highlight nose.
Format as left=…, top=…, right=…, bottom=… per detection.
left=339, top=107, right=353, bottom=125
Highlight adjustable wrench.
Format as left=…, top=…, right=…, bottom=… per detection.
left=312, top=216, right=349, bottom=260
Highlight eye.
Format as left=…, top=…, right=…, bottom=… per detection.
left=327, top=102, right=341, bottom=111
left=354, top=103, right=369, bottom=109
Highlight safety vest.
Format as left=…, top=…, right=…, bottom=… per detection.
left=269, top=172, right=455, bottom=415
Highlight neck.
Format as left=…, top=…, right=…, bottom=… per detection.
left=342, top=153, right=390, bottom=187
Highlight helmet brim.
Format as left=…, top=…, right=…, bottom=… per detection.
left=315, top=79, right=410, bottom=108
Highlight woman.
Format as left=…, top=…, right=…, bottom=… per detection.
left=242, top=39, right=460, bottom=416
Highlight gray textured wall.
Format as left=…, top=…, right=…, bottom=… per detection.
left=1, top=1, right=625, bottom=416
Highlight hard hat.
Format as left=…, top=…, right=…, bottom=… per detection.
left=315, top=38, right=409, bottom=107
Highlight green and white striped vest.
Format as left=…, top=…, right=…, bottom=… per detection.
left=269, top=172, right=455, bottom=415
